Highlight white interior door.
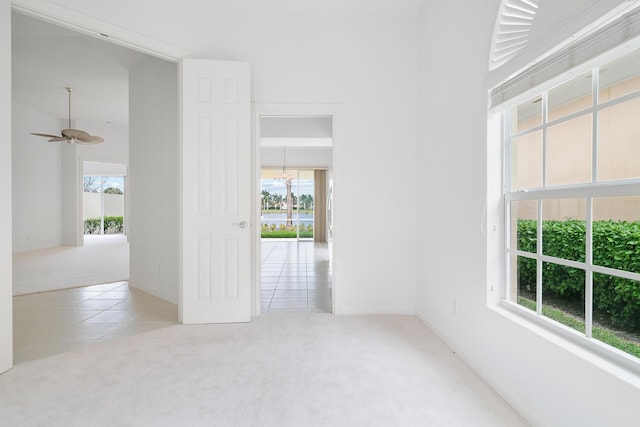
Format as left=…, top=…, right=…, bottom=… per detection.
left=181, top=59, right=251, bottom=324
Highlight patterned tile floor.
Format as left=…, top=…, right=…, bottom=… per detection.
left=13, top=240, right=333, bottom=363
left=13, top=282, right=177, bottom=364
left=260, top=240, right=332, bottom=314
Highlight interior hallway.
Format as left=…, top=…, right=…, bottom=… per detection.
left=261, top=240, right=332, bottom=314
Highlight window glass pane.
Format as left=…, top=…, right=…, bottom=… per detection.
left=261, top=169, right=316, bottom=239
left=83, top=176, right=102, bottom=193
left=102, top=177, right=124, bottom=194
left=593, top=196, right=640, bottom=274
left=547, top=114, right=592, bottom=186
left=542, top=199, right=586, bottom=262
left=593, top=273, right=640, bottom=358
left=82, top=176, right=125, bottom=235
left=542, top=262, right=585, bottom=333
left=597, top=96, right=640, bottom=181
left=510, top=254, right=537, bottom=312
left=510, top=200, right=537, bottom=253
left=548, top=71, right=592, bottom=122
left=511, top=130, right=542, bottom=190
left=599, top=49, right=640, bottom=103
left=511, top=97, right=542, bottom=133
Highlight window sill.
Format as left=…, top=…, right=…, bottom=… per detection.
left=488, top=300, right=640, bottom=387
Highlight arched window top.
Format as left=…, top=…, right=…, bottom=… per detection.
left=489, top=0, right=539, bottom=70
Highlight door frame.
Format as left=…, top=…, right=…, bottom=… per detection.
left=253, top=104, right=341, bottom=317
left=12, top=2, right=262, bottom=321
left=4, top=1, right=186, bottom=373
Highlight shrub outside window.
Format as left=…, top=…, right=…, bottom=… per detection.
left=504, top=49, right=640, bottom=362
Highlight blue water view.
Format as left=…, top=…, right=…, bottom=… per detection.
left=261, top=213, right=314, bottom=227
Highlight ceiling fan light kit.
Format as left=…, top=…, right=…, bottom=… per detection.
left=30, top=87, right=104, bottom=144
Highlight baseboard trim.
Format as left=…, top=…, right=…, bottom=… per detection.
left=128, top=281, right=177, bottom=305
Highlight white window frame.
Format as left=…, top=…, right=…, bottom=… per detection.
left=500, top=51, right=640, bottom=373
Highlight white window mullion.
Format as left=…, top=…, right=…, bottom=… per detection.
left=536, top=199, right=543, bottom=315
left=585, top=197, right=594, bottom=338
left=505, top=200, right=512, bottom=301
left=586, top=67, right=598, bottom=339
left=542, top=91, right=548, bottom=188
left=504, top=108, right=514, bottom=301
left=537, top=89, right=547, bottom=315
left=592, top=66, right=600, bottom=184
left=504, top=108, right=513, bottom=193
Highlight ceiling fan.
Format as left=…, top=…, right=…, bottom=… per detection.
left=31, top=87, right=104, bottom=144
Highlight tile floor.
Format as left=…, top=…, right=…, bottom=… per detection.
left=13, top=240, right=331, bottom=363
left=260, top=240, right=332, bottom=314
left=13, top=282, right=178, bottom=364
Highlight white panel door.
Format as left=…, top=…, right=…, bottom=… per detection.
left=181, top=59, right=251, bottom=324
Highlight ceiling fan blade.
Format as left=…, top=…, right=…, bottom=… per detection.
left=76, top=135, right=104, bottom=144
left=32, top=90, right=104, bottom=145
left=62, top=128, right=90, bottom=140
left=31, top=132, right=61, bottom=139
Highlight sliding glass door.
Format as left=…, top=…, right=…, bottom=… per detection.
left=261, top=169, right=315, bottom=240
left=83, top=175, right=126, bottom=235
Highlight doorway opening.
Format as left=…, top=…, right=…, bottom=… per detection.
left=256, top=113, right=335, bottom=315
left=83, top=161, right=127, bottom=237
left=10, top=11, right=179, bottom=364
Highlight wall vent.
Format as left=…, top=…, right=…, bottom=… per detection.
left=489, top=0, right=539, bottom=70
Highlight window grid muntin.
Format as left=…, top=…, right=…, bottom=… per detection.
left=541, top=90, right=548, bottom=188
left=510, top=87, right=640, bottom=141
left=504, top=59, right=640, bottom=352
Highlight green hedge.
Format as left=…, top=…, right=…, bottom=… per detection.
left=84, top=216, right=124, bottom=234
left=260, top=223, right=313, bottom=239
left=518, top=219, right=640, bottom=330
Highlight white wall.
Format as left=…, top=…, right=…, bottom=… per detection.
left=11, top=103, right=62, bottom=252
left=76, top=119, right=129, bottom=164
left=59, top=142, right=81, bottom=245
left=417, top=1, right=639, bottom=426
left=31, top=1, right=420, bottom=314
left=261, top=147, right=332, bottom=169
left=129, top=57, right=179, bottom=304
left=0, top=0, right=13, bottom=374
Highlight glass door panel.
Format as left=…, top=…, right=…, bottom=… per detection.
left=261, top=169, right=315, bottom=240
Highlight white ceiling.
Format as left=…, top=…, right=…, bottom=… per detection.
left=11, top=11, right=153, bottom=128
left=10, top=0, right=426, bottom=130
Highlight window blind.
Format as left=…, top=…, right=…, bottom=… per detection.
left=490, top=3, right=640, bottom=108
left=489, top=0, right=539, bottom=71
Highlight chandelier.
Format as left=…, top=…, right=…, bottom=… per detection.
left=274, top=146, right=295, bottom=180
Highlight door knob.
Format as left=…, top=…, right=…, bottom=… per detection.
left=232, top=220, right=249, bottom=229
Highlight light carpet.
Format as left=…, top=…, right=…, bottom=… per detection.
left=0, top=315, right=528, bottom=426
left=12, top=235, right=129, bottom=296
